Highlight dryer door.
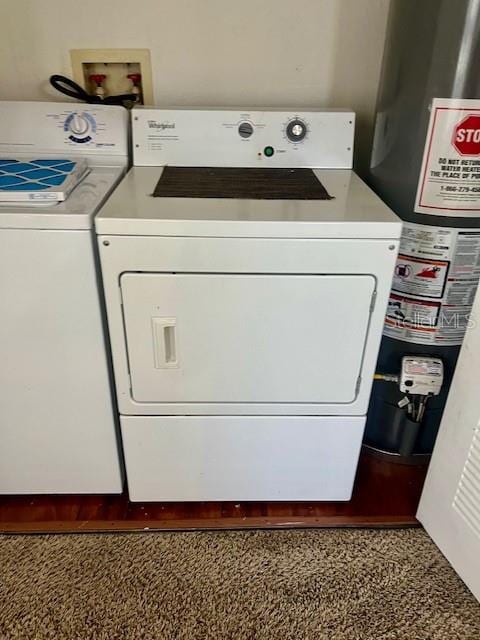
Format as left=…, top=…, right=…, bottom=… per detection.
left=120, top=272, right=375, bottom=405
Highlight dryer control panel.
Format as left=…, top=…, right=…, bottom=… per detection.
left=132, top=108, right=355, bottom=168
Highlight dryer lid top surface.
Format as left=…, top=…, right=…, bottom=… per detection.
left=95, top=167, right=402, bottom=239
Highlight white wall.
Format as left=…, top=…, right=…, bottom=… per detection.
left=0, top=0, right=390, bottom=169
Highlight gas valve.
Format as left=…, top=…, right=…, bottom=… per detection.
left=375, top=356, right=444, bottom=424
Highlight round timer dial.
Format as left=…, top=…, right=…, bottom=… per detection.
left=286, top=118, right=307, bottom=143
left=64, top=112, right=96, bottom=143
left=68, top=114, right=90, bottom=136
left=238, top=122, right=254, bottom=138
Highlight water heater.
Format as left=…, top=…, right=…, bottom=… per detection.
left=366, top=0, right=480, bottom=454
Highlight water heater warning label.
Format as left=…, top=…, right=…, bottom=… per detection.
left=415, top=98, right=480, bottom=215
left=384, top=222, right=480, bottom=345
left=393, top=255, right=449, bottom=298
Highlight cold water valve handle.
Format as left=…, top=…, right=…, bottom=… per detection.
left=127, top=73, right=142, bottom=103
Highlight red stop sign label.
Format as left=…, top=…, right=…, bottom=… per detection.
left=452, top=114, right=480, bottom=155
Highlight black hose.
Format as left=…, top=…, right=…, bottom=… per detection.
left=49, top=74, right=137, bottom=107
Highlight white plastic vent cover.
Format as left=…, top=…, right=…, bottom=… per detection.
left=453, top=426, right=480, bottom=537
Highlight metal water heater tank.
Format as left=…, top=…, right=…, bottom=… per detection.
left=366, top=0, right=480, bottom=454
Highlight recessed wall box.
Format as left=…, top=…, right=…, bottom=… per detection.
left=70, top=49, right=153, bottom=105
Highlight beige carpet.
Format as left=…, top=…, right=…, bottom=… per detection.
left=0, top=528, right=479, bottom=639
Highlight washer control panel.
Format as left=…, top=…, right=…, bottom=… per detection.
left=0, top=102, right=128, bottom=157
left=133, top=108, right=355, bottom=168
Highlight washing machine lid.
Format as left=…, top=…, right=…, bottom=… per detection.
left=95, top=167, right=402, bottom=239
left=0, top=166, right=124, bottom=230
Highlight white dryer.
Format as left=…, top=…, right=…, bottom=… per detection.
left=96, top=107, right=402, bottom=502
left=0, top=102, right=128, bottom=494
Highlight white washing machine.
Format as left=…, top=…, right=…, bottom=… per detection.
left=96, top=107, right=402, bottom=502
left=0, top=102, right=128, bottom=494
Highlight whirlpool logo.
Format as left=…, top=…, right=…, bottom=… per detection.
left=148, top=121, right=175, bottom=130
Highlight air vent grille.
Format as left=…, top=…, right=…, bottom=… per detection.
left=453, top=427, right=480, bottom=537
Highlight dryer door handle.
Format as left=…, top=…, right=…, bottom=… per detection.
left=152, top=317, right=178, bottom=368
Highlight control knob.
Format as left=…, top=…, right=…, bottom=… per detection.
left=286, top=118, right=307, bottom=143
left=238, top=122, right=254, bottom=138
left=68, top=114, right=90, bottom=136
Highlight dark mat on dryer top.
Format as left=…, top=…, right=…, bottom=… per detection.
left=152, top=166, right=333, bottom=200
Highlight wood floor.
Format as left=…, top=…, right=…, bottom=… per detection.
left=0, top=448, right=428, bottom=534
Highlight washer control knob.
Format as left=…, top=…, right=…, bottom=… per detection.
left=286, top=119, right=307, bottom=143
left=68, top=114, right=90, bottom=136
left=238, top=122, right=254, bottom=138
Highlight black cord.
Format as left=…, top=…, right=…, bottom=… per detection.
left=49, top=75, right=137, bottom=107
